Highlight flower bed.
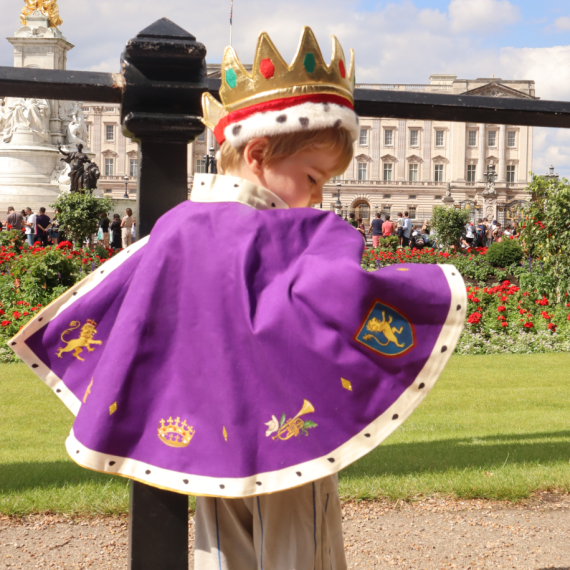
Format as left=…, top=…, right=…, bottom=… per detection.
left=361, top=245, right=570, bottom=354
left=0, top=233, right=116, bottom=362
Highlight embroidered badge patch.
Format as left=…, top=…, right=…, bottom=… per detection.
left=355, top=301, right=416, bottom=357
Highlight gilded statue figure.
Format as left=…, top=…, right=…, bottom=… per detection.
left=21, top=0, right=63, bottom=29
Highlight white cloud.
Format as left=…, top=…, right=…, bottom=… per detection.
left=554, top=17, right=570, bottom=32
left=448, top=0, right=520, bottom=33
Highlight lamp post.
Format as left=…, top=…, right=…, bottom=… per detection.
left=205, top=146, right=217, bottom=174
left=334, top=181, right=342, bottom=216
left=545, top=165, right=559, bottom=182
left=123, top=175, right=129, bottom=199
left=343, top=203, right=348, bottom=220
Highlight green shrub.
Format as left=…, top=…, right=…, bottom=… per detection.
left=51, top=193, right=114, bottom=247
left=431, top=206, right=471, bottom=249
left=486, top=239, right=523, bottom=268
left=381, top=235, right=399, bottom=250
left=0, top=230, right=25, bottom=253
left=94, top=245, right=110, bottom=260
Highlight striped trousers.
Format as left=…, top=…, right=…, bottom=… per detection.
left=194, top=475, right=346, bottom=570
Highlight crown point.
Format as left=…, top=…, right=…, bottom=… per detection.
left=304, top=53, right=316, bottom=73
left=260, top=58, right=275, bottom=79
left=339, top=60, right=346, bottom=79
left=226, top=68, right=238, bottom=89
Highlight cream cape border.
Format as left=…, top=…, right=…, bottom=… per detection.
left=10, top=214, right=466, bottom=499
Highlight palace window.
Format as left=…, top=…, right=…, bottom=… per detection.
left=359, top=129, right=368, bottom=146
left=105, top=107, right=115, bottom=112
left=434, top=195, right=442, bottom=200
left=358, top=162, right=368, bottom=181
left=467, top=164, right=476, bottom=182
left=507, top=165, right=516, bottom=183
left=488, top=130, right=496, bottom=147
left=195, top=159, right=206, bottom=173
left=468, top=130, right=477, bottom=146
left=410, top=129, right=419, bottom=147
left=408, top=206, right=417, bottom=220
left=383, top=163, right=393, bottom=181
left=197, top=132, right=206, bottom=142
left=384, top=129, right=394, bottom=146
left=434, top=164, right=444, bottom=182
left=129, top=158, right=138, bottom=178
left=408, top=195, right=417, bottom=200
left=435, top=130, right=445, bottom=147
left=383, top=194, right=391, bottom=199
left=507, top=131, right=516, bottom=147
left=105, top=125, right=114, bottom=141
left=104, top=158, right=114, bottom=176
left=409, top=164, right=418, bottom=182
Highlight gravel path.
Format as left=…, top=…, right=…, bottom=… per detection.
left=1, top=493, right=569, bottom=569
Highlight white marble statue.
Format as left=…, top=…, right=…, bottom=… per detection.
left=66, top=102, right=88, bottom=146
left=0, top=97, right=50, bottom=143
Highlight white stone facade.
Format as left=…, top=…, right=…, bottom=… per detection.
left=84, top=70, right=534, bottom=224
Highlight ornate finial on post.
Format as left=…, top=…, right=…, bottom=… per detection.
left=21, top=1, right=63, bottom=28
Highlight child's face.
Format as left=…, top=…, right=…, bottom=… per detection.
left=235, top=141, right=342, bottom=209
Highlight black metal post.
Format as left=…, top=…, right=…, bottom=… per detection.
left=119, top=18, right=207, bottom=570
left=128, top=481, right=190, bottom=569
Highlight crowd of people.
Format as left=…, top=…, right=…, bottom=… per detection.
left=2, top=206, right=136, bottom=250
left=4, top=206, right=60, bottom=246
left=462, top=218, right=518, bottom=249
left=348, top=211, right=519, bottom=250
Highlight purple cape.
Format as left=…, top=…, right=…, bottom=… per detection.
left=11, top=201, right=465, bottom=497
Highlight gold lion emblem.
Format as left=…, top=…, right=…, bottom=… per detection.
left=363, top=312, right=405, bottom=348
left=56, top=320, right=102, bottom=362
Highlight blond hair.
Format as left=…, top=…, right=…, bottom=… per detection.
left=218, top=127, right=354, bottom=175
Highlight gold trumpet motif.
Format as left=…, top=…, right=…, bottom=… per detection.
left=265, top=400, right=317, bottom=441
left=21, top=0, right=63, bottom=29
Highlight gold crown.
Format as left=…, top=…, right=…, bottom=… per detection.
left=158, top=416, right=195, bottom=448
left=202, top=27, right=355, bottom=132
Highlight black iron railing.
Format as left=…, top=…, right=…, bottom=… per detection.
left=2, top=16, right=570, bottom=570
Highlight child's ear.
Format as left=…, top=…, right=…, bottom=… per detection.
left=243, top=138, right=269, bottom=176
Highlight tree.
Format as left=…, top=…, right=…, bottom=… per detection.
left=519, top=174, right=570, bottom=301
left=51, top=192, right=114, bottom=247
left=431, top=205, right=470, bottom=249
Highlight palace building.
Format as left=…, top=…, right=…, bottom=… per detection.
left=83, top=71, right=534, bottom=225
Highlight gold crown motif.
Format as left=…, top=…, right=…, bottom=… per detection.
left=158, top=416, right=195, bottom=448
left=202, top=27, right=355, bottom=138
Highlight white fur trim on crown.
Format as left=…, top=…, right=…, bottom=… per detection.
left=223, top=102, right=359, bottom=147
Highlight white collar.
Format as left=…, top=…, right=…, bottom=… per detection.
left=191, top=174, right=289, bottom=211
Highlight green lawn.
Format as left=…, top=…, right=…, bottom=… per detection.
left=1, top=355, right=569, bottom=515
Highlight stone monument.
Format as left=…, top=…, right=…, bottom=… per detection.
left=0, top=2, right=95, bottom=212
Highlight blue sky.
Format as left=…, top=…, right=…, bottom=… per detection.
left=0, top=0, right=569, bottom=175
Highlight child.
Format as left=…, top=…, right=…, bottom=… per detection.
left=11, top=28, right=466, bottom=570
left=396, top=211, right=404, bottom=246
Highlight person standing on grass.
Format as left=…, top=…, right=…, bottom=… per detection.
left=369, top=212, right=383, bottom=248
left=396, top=211, right=404, bottom=246
left=35, top=208, right=51, bottom=247
left=382, top=214, right=394, bottom=237
left=110, top=213, right=122, bottom=249
left=24, top=207, right=36, bottom=246
left=493, top=222, right=503, bottom=243
left=6, top=207, right=23, bottom=231
left=401, top=211, right=412, bottom=247
left=121, top=208, right=133, bottom=249
left=99, top=213, right=110, bottom=248
left=484, top=217, right=493, bottom=247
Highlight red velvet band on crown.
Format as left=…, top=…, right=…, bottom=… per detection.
left=213, top=93, right=354, bottom=144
